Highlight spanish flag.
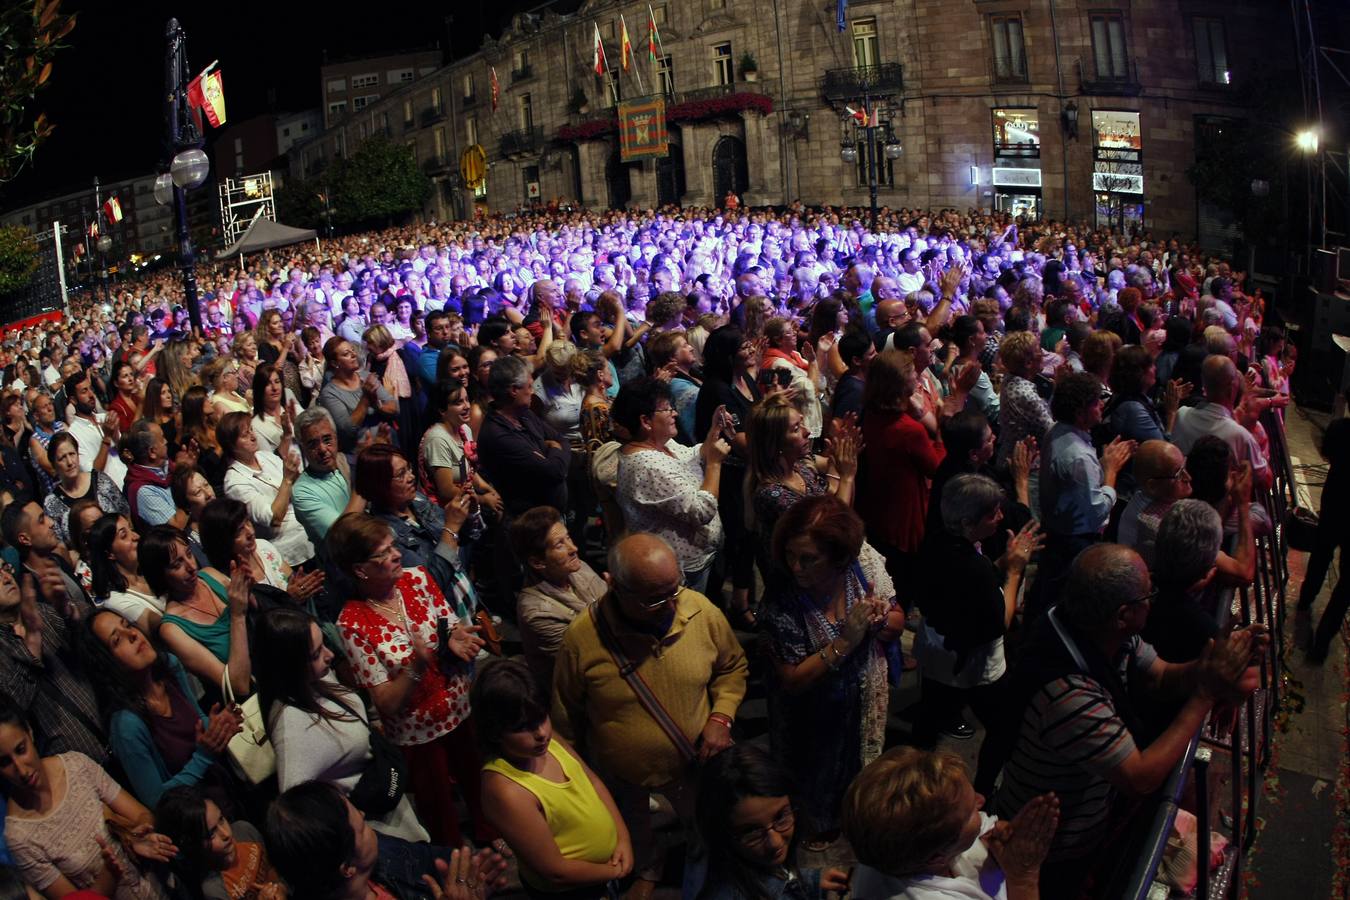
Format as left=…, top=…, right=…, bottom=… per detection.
left=187, top=64, right=227, bottom=129
left=620, top=16, right=632, bottom=72
left=103, top=195, right=123, bottom=224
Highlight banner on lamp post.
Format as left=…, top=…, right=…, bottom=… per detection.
left=618, top=97, right=668, bottom=162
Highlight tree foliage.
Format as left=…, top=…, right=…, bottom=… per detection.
left=329, top=136, right=432, bottom=227
left=274, top=175, right=327, bottom=231
left=0, top=225, right=39, bottom=295
left=0, top=0, right=76, bottom=186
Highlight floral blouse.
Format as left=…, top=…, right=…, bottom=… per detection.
left=338, top=566, right=471, bottom=746
left=616, top=441, right=723, bottom=573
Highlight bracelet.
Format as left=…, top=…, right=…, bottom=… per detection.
left=708, top=712, right=733, bottom=729
left=408, top=666, right=425, bottom=684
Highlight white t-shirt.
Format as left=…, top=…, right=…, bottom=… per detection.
left=851, top=814, right=1007, bottom=900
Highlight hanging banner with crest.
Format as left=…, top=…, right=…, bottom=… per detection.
left=617, top=97, right=668, bottom=162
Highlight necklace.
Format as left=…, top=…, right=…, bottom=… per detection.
left=178, top=581, right=222, bottom=620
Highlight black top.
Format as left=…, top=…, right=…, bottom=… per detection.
left=916, top=530, right=1007, bottom=657
left=1141, top=586, right=1219, bottom=664
left=832, top=374, right=865, bottom=420
left=478, top=408, right=571, bottom=517
left=695, top=375, right=760, bottom=448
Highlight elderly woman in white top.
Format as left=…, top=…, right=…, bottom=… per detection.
left=217, top=410, right=315, bottom=567
left=613, top=377, right=731, bottom=594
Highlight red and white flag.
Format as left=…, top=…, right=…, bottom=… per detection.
left=87, top=220, right=99, bottom=238
left=103, top=195, right=123, bottom=224
left=593, top=23, right=607, bottom=76
left=187, top=64, right=227, bottom=129
left=490, top=67, right=500, bottom=112
left=846, top=105, right=868, bottom=125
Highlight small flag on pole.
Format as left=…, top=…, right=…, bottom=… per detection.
left=620, top=16, right=633, bottom=71
left=490, top=67, right=500, bottom=112
left=648, top=6, right=661, bottom=61
left=593, top=23, right=607, bottom=76
left=187, top=64, right=227, bottom=129
left=88, top=220, right=99, bottom=238
left=103, top=195, right=123, bottom=224
left=845, top=105, right=868, bottom=125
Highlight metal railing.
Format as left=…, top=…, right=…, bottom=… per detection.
left=822, top=63, right=904, bottom=100
left=499, top=127, right=544, bottom=158
left=1111, top=407, right=1296, bottom=900
left=511, top=65, right=533, bottom=83
left=420, top=106, right=447, bottom=127
left=1078, top=57, right=1142, bottom=95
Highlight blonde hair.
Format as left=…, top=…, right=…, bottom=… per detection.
left=363, top=324, right=394, bottom=354
left=842, top=748, right=970, bottom=877
left=544, top=341, right=578, bottom=377
left=255, top=309, right=283, bottom=347
left=998, top=330, right=1040, bottom=377
left=201, top=355, right=237, bottom=392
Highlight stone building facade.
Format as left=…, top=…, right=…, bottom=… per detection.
left=290, top=0, right=1286, bottom=238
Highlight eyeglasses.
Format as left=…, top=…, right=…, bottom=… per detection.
left=651, top=405, right=675, bottom=415
left=1128, top=589, right=1159, bottom=607
left=1150, top=465, right=1190, bottom=482
left=735, top=806, right=795, bottom=848
left=367, top=544, right=398, bottom=564
left=616, top=580, right=684, bottom=611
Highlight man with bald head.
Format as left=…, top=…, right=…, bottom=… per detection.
left=552, top=532, right=748, bottom=896
left=994, top=543, right=1266, bottom=894
left=1116, top=440, right=1191, bottom=567
left=1173, top=355, right=1272, bottom=491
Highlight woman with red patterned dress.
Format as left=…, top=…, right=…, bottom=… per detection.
left=329, top=511, right=491, bottom=848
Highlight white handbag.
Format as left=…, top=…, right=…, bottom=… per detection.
left=220, top=665, right=276, bottom=785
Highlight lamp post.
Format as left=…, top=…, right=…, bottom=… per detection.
left=160, top=18, right=211, bottom=334
left=92, top=175, right=113, bottom=303
left=838, top=76, right=902, bottom=232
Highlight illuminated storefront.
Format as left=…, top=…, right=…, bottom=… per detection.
left=1091, top=110, right=1144, bottom=231
left=992, top=107, right=1042, bottom=219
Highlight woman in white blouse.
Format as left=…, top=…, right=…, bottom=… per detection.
left=613, top=377, right=732, bottom=594
left=218, top=411, right=314, bottom=566
left=255, top=606, right=429, bottom=843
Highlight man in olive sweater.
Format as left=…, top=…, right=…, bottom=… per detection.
left=552, top=532, right=748, bottom=899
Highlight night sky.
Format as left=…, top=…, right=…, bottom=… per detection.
left=6, top=0, right=577, bottom=207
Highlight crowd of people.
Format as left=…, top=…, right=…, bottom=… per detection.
left=0, top=199, right=1331, bottom=900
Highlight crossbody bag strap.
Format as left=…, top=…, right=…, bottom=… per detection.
left=589, top=603, right=699, bottom=763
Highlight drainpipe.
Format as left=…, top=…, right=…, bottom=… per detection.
left=772, top=0, right=790, bottom=202
left=1048, top=0, right=1071, bottom=220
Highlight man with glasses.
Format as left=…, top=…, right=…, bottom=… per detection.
left=552, top=532, right=748, bottom=900
left=993, top=543, right=1266, bottom=897
left=1116, top=440, right=1191, bottom=568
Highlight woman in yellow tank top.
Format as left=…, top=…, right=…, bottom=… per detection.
left=473, top=659, right=633, bottom=898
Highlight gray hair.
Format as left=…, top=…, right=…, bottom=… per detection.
left=125, top=419, right=161, bottom=464
left=1060, top=544, right=1150, bottom=632
left=1154, top=500, right=1222, bottom=587
left=487, top=354, right=532, bottom=404
left=1123, top=264, right=1153, bottom=290
left=294, top=405, right=336, bottom=443
left=941, top=474, right=1004, bottom=536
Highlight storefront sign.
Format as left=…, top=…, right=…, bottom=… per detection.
left=1092, top=171, right=1144, bottom=194
left=992, top=167, right=1042, bottom=188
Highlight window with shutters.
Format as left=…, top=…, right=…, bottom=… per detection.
left=466, top=116, right=478, bottom=148
left=1090, top=14, right=1129, bottom=81
left=1193, top=17, right=1230, bottom=85
left=991, top=15, right=1028, bottom=83
left=519, top=93, right=533, bottom=131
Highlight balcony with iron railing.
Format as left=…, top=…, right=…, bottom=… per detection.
left=1078, top=57, right=1142, bottom=96
left=461, top=92, right=477, bottom=110
left=511, top=65, right=533, bottom=83
left=420, top=105, right=447, bottom=127
left=423, top=155, right=450, bottom=174
left=822, top=63, right=904, bottom=101
left=499, top=127, right=544, bottom=158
